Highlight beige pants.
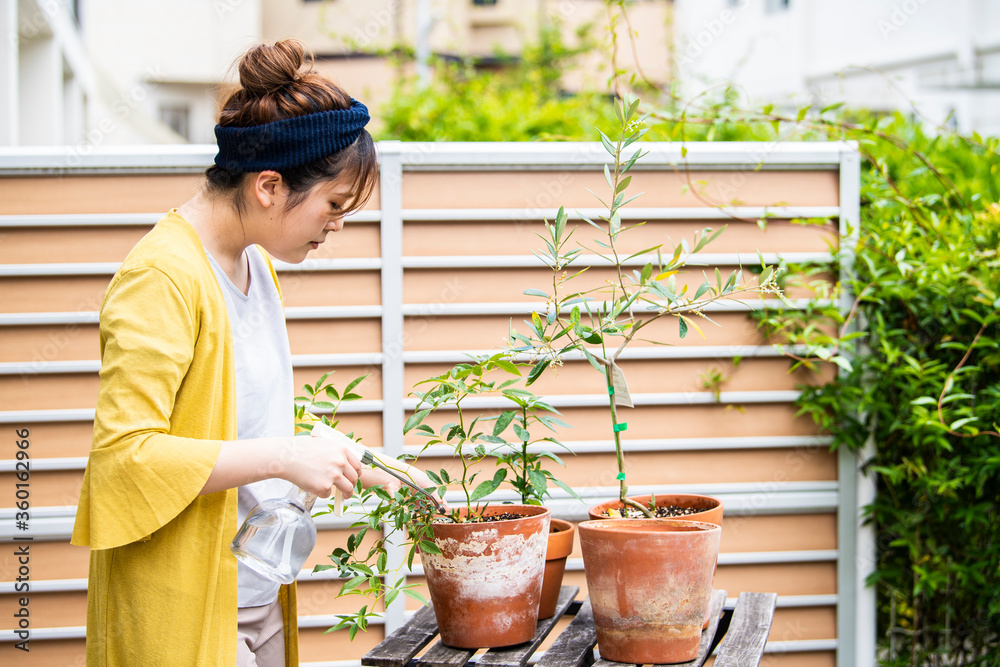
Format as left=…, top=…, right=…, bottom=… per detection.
left=237, top=597, right=285, bottom=667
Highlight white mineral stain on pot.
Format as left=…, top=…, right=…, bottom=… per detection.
left=423, top=528, right=548, bottom=601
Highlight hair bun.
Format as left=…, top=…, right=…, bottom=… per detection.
left=238, top=39, right=309, bottom=97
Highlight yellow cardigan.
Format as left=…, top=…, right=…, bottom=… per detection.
left=72, top=211, right=299, bottom=666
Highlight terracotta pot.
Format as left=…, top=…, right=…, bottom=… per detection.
left=421, top=505, right=550, bottom=648
left=588, top=493, right=723, bottom=527
left=579, top=519, right=722, bottom=664
left=539, top=518, right=576, bottom=619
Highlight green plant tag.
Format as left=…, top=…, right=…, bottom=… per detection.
left=610, top=362, right=634, bottom=408
left=616, top=472, right=626, bottom=481
left=613, top=422, right=628, bottom=432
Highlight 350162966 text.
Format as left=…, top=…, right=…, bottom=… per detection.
left=13, top=427, right=31, bottom=652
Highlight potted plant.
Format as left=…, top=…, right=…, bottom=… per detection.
left=314, top=353, right=554, bottom=648
left=403, top=353, right=553, bottom=648
left=507, top=94, right=785, bottom=662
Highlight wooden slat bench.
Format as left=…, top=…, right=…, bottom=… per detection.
left=362, top=588, right=778, bottom=667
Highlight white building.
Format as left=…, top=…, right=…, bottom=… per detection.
left=1, top=0, right=261, bottom=148
left=673, top=0, right=1000, bottom=136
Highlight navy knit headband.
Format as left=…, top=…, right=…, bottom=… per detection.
left=213, top=99, right=370, bottom=172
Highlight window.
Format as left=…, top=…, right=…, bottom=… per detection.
left=159, top=104, right=191, bottom=141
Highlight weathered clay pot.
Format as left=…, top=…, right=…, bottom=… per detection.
left=588, top=493, right=723, bottom=527
left=539, top=518, right=576, bottom=619
left=421, top=505, right=550, bottom=648
left=578, top=519, right=721, bottom=664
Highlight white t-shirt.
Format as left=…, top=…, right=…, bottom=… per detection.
left=206, top=246, right=295, bottom=608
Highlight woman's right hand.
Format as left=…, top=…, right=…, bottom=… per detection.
left=279, top=436, right=362, bottom=498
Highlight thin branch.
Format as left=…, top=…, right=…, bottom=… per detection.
left=936, top=322, right=1000, bottom=439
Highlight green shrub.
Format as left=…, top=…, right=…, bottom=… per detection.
left=755, top=113, right=1000, bottom=665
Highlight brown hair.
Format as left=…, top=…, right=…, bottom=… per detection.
left=207, top=40, right=378, bottom=215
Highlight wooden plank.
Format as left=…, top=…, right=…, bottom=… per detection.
left=414, top=587, right=580, bottom=667
left=712, top=592, right=778, bottom=667
left=362, top=604, right=441, bottom=667
left=478, top=586, right=580, bottom=667
left=413, top=638, right=476, bottom=667
left=535, top=598, right=598, bottom=667
left=655, top=589, right=728, bottom=667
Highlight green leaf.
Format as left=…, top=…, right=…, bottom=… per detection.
left=344, top=374, right=370, bottom=395
left=678, top=317, right=688, bottom=339
left=342, top=575, right=367, bottom=593
left=403, top=589, right=428, bottom=605
left=526, top=359, right=550, bottom=386
left=597, top=129, right=616, bottom=156
left=910, top=396, right=938, bottom=406
left=403, top=409, right=431, bottom=433
left=524, top=288, right=549, bottom=298
left=528, top=468, right=547, bottom=494
left=552, top=477, right=583, bottom=501
left=471, top=476, right=502, bottom=500
left=493, top=410, right=517, bottom=436
left=581, top=347, right=605, bottom=373
left=694, top=281, right=710, bottom=300
left=419, top=540, right=442, bottom=555
left=693, top=226, right=726, bottom=253
left=513, top=423, right=530, bottom=442
left=628, top=96, right=641, bottom=119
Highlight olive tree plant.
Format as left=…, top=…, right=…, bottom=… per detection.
left=509, top=94, right=787, bottom=517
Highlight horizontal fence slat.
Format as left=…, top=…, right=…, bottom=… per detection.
left=0, top=435, right=835, bottom=471
left=0, top=344, right=818, bottom=375
left=0, top=252, right=834, bottom=277
left=0, top=482, right=839, bottom=539
left=0, top=299, right=824, bottom=326
left=0, top=142, right=856, bottom=175
left=0, top=210, right=382, bottom=227
left=399, top=206, right=840, bottom=222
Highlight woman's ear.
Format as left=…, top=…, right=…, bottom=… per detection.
left=251, top=170, right=285, bottom=209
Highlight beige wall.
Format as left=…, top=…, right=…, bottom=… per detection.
left=0, top=141, right=847, bottom=665
left=263, top=0, right=672, bottom=105
left=263, top=0, right=541, bottom=58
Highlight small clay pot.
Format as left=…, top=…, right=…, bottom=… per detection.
left=579, top=519, right=721, bottom=664
left=421, top=505, right=550, bottom=648
left=539, top=518, right=576, bottom=619
left=588, top=493, right=723, bottom=527
left=589, top=494, right=723, bottom=629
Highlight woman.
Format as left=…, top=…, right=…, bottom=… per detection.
left=72, top=40, right=425, bottom=666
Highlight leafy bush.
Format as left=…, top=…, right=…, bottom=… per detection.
left=779, top=116, right=1000, bottom=666
left=375, top=20, right=624, bottom=142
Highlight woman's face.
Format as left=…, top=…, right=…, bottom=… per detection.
left=264, top=174, right=358, bottom=263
